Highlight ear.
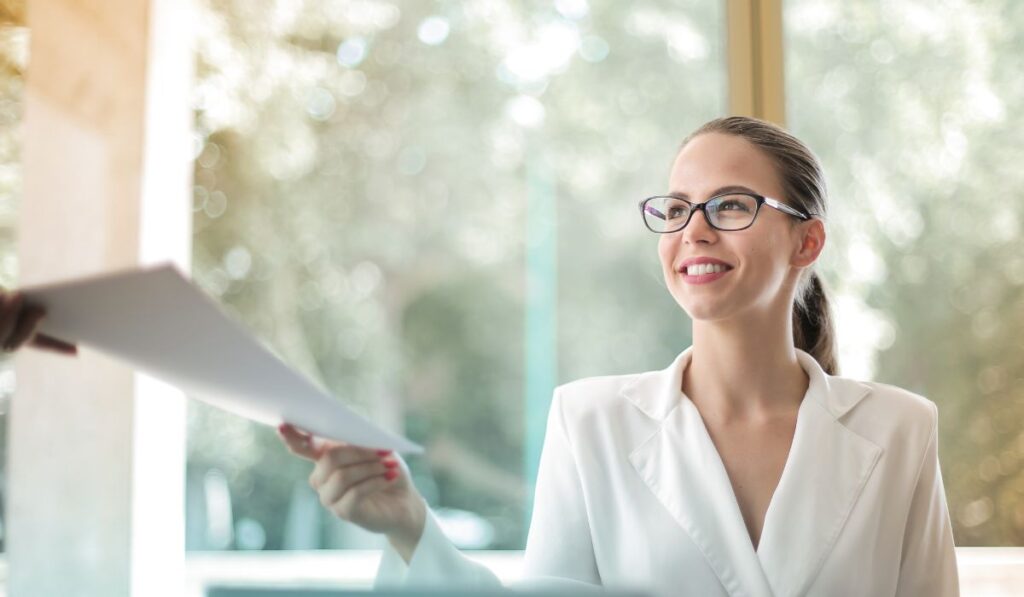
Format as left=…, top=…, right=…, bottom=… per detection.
left=791, top=218, right=825, bottom=268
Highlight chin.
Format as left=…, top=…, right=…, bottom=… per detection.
left=675, top=284, right=747, bottom=319
left=673, top=294, right=730, bottom=322
left=683, top=305, right=732, bottom=322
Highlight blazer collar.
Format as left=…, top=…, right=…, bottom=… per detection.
left=623, top=346, right=883, bottom=597
left=619, top=345, right=871, bottom=423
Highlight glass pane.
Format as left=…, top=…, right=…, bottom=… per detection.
left=709, top=194, right=757, bottom=228
left=785, top=0, right=1023, bottom=546
left=187, top=0, right=725, bottom=552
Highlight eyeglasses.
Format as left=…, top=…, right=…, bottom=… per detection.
left=638, top=191, right=813, bottom=233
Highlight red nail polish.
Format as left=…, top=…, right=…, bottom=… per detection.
left=385, top=469, right=398, bottom=481
left=383, top=460, right=398, bottom=468
left=377, top=449, right=391, bottom=456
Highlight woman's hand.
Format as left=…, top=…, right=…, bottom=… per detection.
left=276, top=422, right=427, bottom=559
left=0, top=288, right=77, bottom=355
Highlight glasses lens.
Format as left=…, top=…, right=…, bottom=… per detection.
left=707, top=194, right=758, bottom=230
left=643, top=197, right=690, bottom=232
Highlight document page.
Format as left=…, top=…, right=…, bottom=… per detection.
left=21, top=263, right=423, bottom=454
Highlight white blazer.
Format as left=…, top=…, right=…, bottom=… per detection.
left=375, top=346, right=960, bottom=596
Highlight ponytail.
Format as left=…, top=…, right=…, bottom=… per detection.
left=793, top=270, right=838, bottom=375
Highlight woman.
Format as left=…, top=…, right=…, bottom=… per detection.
left=278, top=116, right=960, bottom=596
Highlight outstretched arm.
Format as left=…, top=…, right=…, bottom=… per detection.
left=374, top=386, right=603, bottom=591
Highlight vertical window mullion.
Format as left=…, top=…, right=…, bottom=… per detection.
left=727, top=0, right=786, bottom=125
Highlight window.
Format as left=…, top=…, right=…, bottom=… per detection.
left=187, top=0, right=726, bottom=554
left=785, top=0, right=1024, bottom=546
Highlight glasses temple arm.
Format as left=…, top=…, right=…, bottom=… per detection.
left=764, top=197, right=811, bottom=220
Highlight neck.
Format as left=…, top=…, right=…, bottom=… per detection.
left=684, top=307, right=809, bottom=424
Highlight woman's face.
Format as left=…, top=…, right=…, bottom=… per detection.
left=658, top=132, right=822, bottom=323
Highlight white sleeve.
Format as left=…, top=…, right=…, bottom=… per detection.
left=895, top=401, right=960, bottom=596
left=520, top=386, right=602, bottom=587
left=374, top=387, right=603, bottom=592
left=373, top=501, right=503, bottom=589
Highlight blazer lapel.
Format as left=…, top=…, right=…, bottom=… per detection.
left=625, top=346, right=773, bottom=597
left=754, top=352, right=883, bottom=596
left=623, top=347, right=883, bottom=597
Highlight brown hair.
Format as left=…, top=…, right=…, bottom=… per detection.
left=679, top=115, right=839, bottom=375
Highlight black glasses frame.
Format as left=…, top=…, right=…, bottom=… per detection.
left=638, top=191, right=813, bottom=233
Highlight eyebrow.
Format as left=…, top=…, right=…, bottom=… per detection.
left=666, top=185, right=760, bottom=200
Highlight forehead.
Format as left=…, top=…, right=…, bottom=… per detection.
left=669, top=132, right=782, bottom=198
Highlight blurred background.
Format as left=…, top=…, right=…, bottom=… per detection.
left=1, top=0, right=1023, bottom=594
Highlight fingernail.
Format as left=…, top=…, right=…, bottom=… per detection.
left=383, top=460, right=398, bottom=468
left=385, top=469, right=398, bottom=481
left=376, top=449, right=391, bottom=456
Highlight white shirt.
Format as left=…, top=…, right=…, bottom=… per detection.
left=375, top=346, right=960, bottom=596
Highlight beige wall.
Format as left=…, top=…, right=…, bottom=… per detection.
left=7, top=0, right=194, bottom=595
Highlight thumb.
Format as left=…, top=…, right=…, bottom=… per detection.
left=278, top=423, right=326, bottom=461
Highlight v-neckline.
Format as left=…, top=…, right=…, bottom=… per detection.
left=680, top=388, right=809, bottom=557
left=625, top=345, right=885, bottom=597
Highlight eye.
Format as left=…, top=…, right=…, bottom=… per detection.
left=719, top=199, right=748, bottom=211
left=713, top=195, right=754, bottom=213
left=660, top=198, right=690, bottom=220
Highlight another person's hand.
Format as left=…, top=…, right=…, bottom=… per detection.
left=277, top=422, right=427, bottom=559
left=0, top=288, right=77, bottom=356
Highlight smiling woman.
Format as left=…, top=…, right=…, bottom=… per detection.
left=2, top=0, right=1017, bottom=593
left=182, top=0, right=1015, bottom=593
left=276, top=115, right=961, bottom=596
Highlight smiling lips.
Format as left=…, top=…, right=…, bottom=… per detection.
left=678, top=258, right=734, bottom=284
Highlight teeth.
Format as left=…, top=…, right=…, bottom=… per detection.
left=686, top=263, right=729, bottom=276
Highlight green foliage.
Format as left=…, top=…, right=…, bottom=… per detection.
left=787, top=0, right=1024, bottom=545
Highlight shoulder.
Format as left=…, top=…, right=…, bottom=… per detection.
left=852, top=378, right=937, bottom=430
left=547, top=370, right=656, bottom=447
left=838, top=375, right=939, bottom=466
left=556, top=372, right=639, bottom=402
left=553, top=371, right=644, bottom=417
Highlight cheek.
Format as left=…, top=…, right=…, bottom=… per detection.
left=657, top=236, right=674, bottom=270
left=740, top=240, right=790, bottom=291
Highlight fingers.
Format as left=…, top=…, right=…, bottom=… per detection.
left=4, top=305, right=45, bottom=351
left=317, top=459, right=398, bottom=507
left=309, top=442, right=392, bottom=489
left=29, top=333, right=78, bottom=355
left=276, top=421, right=400, bottom=520
left=0, top=291, right=23, bottom=346
left=331, top=474, right=396, bottom=519
left=277, top=423, right=323, bottom=461
left=0, top=290, right=70, bottom=355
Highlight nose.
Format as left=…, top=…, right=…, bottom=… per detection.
left=681, top=205, right=718, bottom=244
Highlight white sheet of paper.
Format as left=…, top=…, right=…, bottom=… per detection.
left=21, top=262, right=423, bottom=454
